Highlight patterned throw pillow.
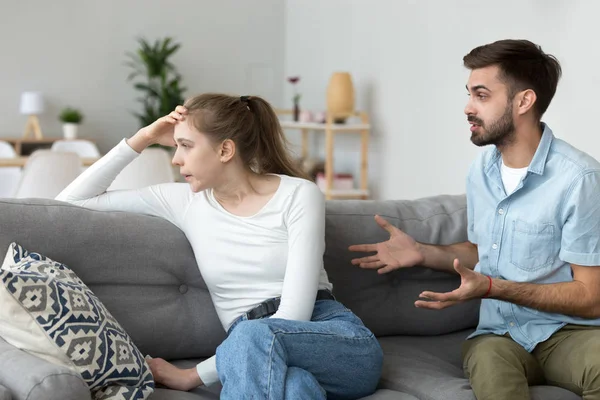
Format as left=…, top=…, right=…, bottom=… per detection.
left=0, top=242, right=154, bottom=400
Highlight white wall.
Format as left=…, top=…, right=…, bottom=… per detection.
left=284, top=0, right=597, bottom=200
left=0, top=0, right=285, bottom=153
left=3, top=0, right=598, bottom=199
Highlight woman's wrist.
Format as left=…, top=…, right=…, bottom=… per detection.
left=126, top=129, right=154, bottom=153
left=187, top=367, right=203, bottom=387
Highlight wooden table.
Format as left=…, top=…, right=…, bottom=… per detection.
left=1, top=138, right=97, bottom=156
left=0, top=157, right=99, bottom=167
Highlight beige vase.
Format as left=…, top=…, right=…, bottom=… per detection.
left=326, top=72, right=355, bottom=121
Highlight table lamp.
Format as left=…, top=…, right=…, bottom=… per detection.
left=20, top=91, right=45, bottom=139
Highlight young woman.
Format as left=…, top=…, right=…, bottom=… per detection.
left=56, top=93, right=383, bottom=399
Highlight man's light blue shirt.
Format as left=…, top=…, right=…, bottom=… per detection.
left=467, top=123, right=600, bottom=351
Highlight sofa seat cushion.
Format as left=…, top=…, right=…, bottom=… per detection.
left=360, top=389, right=420, bottom=400
left=0, top=385, right=9, bottom=400
left=378, top=330, right=582, bottom=400
left=0, top=335, right=91, bottom=400
left=149, top=389, right=217, bottom=400
left=0, top=242, right=154, bottom=400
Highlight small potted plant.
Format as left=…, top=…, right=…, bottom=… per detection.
left=59, top=107, right=84, bottom=140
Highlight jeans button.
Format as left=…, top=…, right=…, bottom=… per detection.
left=179, top=284, right=188, bottom=294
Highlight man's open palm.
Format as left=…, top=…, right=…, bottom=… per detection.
left=349, top=215, right=425, bottom=274
left=414, top=259, right=489, bottom=309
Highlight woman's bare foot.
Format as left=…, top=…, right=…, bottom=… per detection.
left=146, top=357, right=203, bottom=391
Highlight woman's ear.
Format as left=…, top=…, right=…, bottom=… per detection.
left=219, top=139, right=236, bottom=163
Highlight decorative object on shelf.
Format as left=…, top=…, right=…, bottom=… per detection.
left=287, top=76, right=301, bottom=121
left=316, top=172, right=354, bottom=192
left=20, top=92, right=45, bottom=139
left=299, top=110, right=313, bottom=123
left=314, top=111, right=327, bottom=124
left=326, top=72, right=355, bottom=123
left=59, top=107, right=84, bottom=140
left=126, top=37, right=186, bottom=148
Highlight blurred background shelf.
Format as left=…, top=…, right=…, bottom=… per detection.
left=279, top=111, right=370, bottom=200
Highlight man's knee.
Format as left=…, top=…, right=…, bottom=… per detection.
left=542, top=330, right=600, bottom=395
left=580, top=339, right=600, bottom=388
left=463, top=335, right=528, bottom=375
left=584, top=362, right=600, bottom=389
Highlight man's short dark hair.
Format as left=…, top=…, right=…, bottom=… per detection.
left=463, top=39, right=562, bottom=119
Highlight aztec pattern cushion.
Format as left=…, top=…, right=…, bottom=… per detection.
left=0, top=242, right=154, bottom=400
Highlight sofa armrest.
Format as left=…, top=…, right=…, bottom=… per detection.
left=0, top=384, right=11, bottom=400
left=0, top=337, right=91, bottom=400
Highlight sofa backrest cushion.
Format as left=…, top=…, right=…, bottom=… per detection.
left=324, top=195, right=480, bottom=336
left=0, top=199, right=225, bottom=360
left=0, top=194, right=479, bottom=360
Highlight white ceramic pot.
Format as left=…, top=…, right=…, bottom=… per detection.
left=62, top=123, right=78, bottom=140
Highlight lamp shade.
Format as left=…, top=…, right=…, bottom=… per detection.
left=19, top=92, right=45, bottom=115
left=326, top=72, right=355, bottom=119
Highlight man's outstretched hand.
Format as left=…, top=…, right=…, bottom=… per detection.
left=349, top=215, right=424, bottom=274
left=415, top=259, right=490, bottom=309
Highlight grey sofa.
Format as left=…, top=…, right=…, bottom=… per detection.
left=0, top=195, right=581, bottom=400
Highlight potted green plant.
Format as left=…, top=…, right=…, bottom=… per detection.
left=59, top=107, right=84, bottom=140
left=125, top=37, right=187, bottom=142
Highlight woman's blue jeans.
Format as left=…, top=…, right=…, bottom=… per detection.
left=215, top=299, right=383, bottom=399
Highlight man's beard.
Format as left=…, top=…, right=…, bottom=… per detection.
left=469, top=101, right=515, bottom=147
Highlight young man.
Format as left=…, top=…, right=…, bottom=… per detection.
left=349, top=39, right=600, bottom=400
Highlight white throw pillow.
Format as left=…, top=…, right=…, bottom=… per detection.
left=0, top=242, right=154, bottom=400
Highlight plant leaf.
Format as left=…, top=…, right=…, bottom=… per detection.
left=126, top=36, right=186, bottom=128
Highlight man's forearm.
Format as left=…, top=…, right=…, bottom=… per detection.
left=489, top=279, right=600, bottom=319
left=419, top=241, right=479, bottom=273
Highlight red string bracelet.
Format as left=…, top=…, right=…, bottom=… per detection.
left=482, top=275, right=493, bottom=298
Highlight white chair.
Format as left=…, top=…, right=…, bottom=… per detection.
left=14, top=150, right=82, bottom=199
left=0, top=141, right=22, bottom=198
left=108, top=147, right=175, bottom=191
left=51, top=140, right=100, bottom=157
